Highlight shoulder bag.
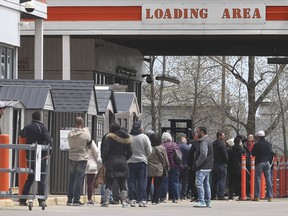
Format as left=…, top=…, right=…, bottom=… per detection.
left=94, top=164, right=106, bottom=188
left=173, top=144, right=183, bottom=166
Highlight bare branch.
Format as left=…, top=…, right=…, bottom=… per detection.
left=256, top=64, right=286, bottom=106
left=209, top=96, right=247, bottom=128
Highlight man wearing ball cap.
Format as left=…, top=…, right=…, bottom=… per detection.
left=0, top=100, right=6, bottom=134
left=251, top=130, right=273, bottom=202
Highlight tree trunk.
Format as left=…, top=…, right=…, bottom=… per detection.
left=246, top=56, right=256, bottom=135
left=150, top=56, right=157, bottom=132
left=157, top=56, right=165, bottom=133
left=221, top=56, right=226, bottom=127
left=191, top=56, right=201, bottom=132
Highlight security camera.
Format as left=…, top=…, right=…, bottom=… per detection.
left=24, top=1, right=35, bottom=13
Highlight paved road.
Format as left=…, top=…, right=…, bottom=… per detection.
left=0, top=199, right=288, bottom=216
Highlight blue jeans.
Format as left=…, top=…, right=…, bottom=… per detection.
left=160, top=167, right=180, bottom=201
left=179, top=166, right=189, bottom=199
left=128, top=162, right=147, bottom=202
left=254, top=161, right=273, bottom=198
left=67, top=160, right=87, bottom=203
left=196, top=170, right=211, bottom=204
left=211, top=164, right=227, bottom=198
left=169, top=167, right=180, bottom=201
left=160, top=176, right=169, bottom=200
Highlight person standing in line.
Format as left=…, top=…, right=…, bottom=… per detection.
left=160, top=132, right=181, bottom=203
left=146, top=133, right=169, bottom=205
left=178, top=136, right=191, bottom=200
left=100, top=131, right=119, bottom=205
left=67, top=117, right=91, bottom=206
left=187, top=132, right=200, bottom=202
left=227, top=136, right=246, bottom=200
left=0, top=101, right=6, bottom=134
left=101, top=123, right=132, bottom=208
left=193, top=126, right=214, bottom=208
left=85, top=140, right=100, bottom=205
left=239, top=134, right=251, bottom=197
left=211, top=131, right=228, bottom=200
left=246, top=134, right=255, bottom=152
left=19, top=111, right=53, bottom=207
left=252, top=130, right=273, bottom=202
left=128, top=121, right=152, bottom=207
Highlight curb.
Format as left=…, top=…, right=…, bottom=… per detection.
left=0, top=195, right=101, bottom=207
left=0, top=199, right=14, bottom=207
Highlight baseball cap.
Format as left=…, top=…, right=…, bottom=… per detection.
left=0, top=101, right=6, bottom=109
left=257, top=130, right=265, bottom=137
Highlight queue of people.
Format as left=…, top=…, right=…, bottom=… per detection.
left=68, top=120, right=275, bottom=208
left=14, top=111, right=275, bottom=209
left=0, top=96, right=275, bottom=210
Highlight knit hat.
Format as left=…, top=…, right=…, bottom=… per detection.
left=257, top=130, right=265, bottom=137
left=132, top=121, right=142, bottom=129
left=130, top=121, right=143, bottom=135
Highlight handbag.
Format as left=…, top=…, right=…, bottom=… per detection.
left=94, top=164, right=106, bottom=188
left=87, top=164, right=97, bottom=172
left=173, top=145, right=183, bottom=166
left=154, top=147, right=169, bottom=177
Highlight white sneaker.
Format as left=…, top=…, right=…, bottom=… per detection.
left=129, top=200, right=136, bottom=207
left=122, top=202, right=130, bottom=208
left=139, top=201, right=147, bottom=207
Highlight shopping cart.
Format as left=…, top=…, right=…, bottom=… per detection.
left=0, top=143, right=51, bottom=210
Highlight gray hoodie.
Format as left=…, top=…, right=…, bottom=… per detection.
left=68, top=127, right=91, bottom=161
left=128, top=133, right=152, bottom=164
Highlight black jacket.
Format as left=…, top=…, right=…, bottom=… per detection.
left=252, top=137, right=272, bottom=165
left=228, top=144, right=246, bottom=175
left=23, top=120, right=52, bottom=160
left=187, top=140, right=200, bottom=171
left=212, top=139, right=228, bottom=167
left=102, top=130, right=132, bottom=179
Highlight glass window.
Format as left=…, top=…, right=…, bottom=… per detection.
left=96, top=121, right=104, bottom=142
left=118, top=118, right=122, bottom=127
left=123, top=119, right=128, bottom=129
left=0, top=45, right=14, bottom=79
left=115, top=77, right=128, bottom=85
left=94, top=72, right=113, bottom=85
left=7, top=48, right=13, bottom=79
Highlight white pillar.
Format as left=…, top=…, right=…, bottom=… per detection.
left=62, top=35, right=70, bottom=80
left=14, top=47, right=18, bottom=79
left=34, top=19, right=43, bottom=80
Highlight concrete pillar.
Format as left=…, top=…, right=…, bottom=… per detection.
left=34, top=18, right=43, bottom=80
left=62, top=35, right=70, bottom=80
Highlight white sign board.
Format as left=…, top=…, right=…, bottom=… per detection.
left=35, top=145, right=42, bottom=181
left=60, top=130, right=70, bottom=150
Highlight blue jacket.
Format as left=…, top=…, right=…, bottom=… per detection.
left=179, top=142, right=191, bottom=167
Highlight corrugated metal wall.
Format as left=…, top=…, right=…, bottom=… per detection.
left=49, top=112, right=86, bottom=195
